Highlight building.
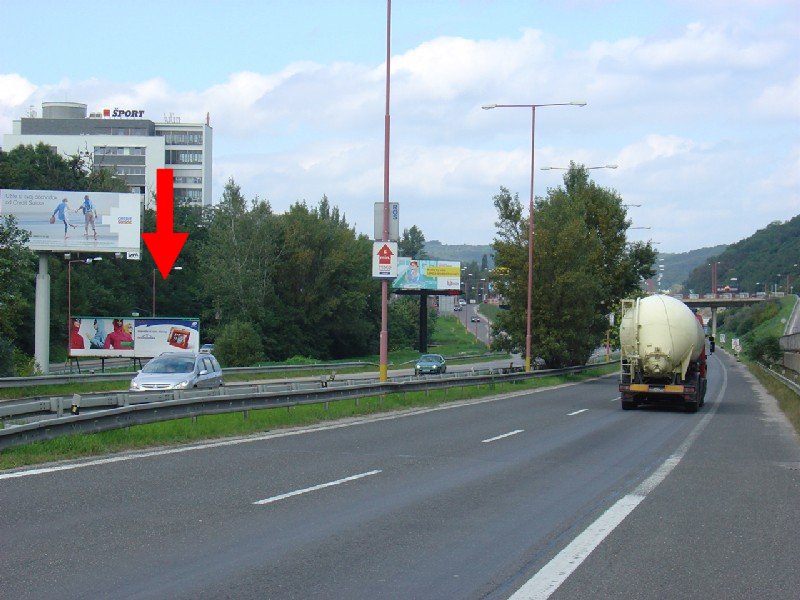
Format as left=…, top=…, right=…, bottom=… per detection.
left=3, top=102, right=212, bottom=207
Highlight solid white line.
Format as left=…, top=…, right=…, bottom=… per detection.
left=611, top=396, right=620, bottom=402
left=482, top=429, right=524, bottom=443
left=509, top=355, right=727, bottom=600
left=567, top=409, right=588, bottom=416
left=253, top=470, right=382, bottom=505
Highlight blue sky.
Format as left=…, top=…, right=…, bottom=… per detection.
left=1, top=0, right=798, bottom=252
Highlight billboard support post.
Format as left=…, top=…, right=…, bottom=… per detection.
left=419, top=292, right=428, bottom=353
left=34, top=254, right=50, bottom=375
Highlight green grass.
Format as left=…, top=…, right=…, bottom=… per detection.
left=479, top=303, right=501, bottom=323
left=0, top=364, right=617, bottom=470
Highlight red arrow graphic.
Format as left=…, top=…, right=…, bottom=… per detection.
left=142, top=169, right=188, bottom=279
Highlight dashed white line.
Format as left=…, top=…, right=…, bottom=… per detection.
left=509, top=354, right=727, bottom=600
left=567, top=409, right=588, bottom=416
left=253, top=470, right=382, bottom=505
left=481, top=429, right=524, bottom=443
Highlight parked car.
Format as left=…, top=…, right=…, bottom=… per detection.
left=199, top=343, right=215, bottom=354
left=414, top=353, right=447, bottom=376
left=130, top=352, right=224, bottom=391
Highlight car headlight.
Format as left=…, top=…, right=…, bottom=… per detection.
left=174, top=380, right=192, bottom=389
left=130, top=380, right=141, bottom=391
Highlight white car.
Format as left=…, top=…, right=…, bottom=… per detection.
left=130, top=352, right=224, bottom=391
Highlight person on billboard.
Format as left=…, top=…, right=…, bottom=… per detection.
left=51, top=198, right=78, bottom=239
left=104, top=319, right=134, bottom=350
left=69, top=318, right=85, bottom=349
left=76, top=194, right=98, bottom=239
left=89, top=319, right=107, bottom=349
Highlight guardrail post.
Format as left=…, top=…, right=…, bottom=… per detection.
left=243, top=410, right=249, bottom=420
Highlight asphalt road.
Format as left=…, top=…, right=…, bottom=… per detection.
left=1, top=350, right=798, bottom=599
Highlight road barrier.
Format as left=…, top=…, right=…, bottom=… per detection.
left=0, top=363, right=614, bottom=451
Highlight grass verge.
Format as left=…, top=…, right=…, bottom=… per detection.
left=0, top=364, right=617, bottom=470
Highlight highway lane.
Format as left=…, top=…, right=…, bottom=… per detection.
left=1, top=352, right=798, bottom=599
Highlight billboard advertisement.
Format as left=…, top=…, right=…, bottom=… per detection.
left=392, top=258, right=461, bottom=292
left=69, top=317, right=199, bottom=358
left=0, top=188, right=141, bottom=258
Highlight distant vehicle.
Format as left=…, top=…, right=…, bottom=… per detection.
left=199, top=343, right=215, bottom=354
left=130, top=352, right=224, bottom=391
left=414, top=354, right=447, bottom=376
left=453, top=305, right=462, bottom=311
left=458, top=299, right=467, bottom=306
left=470, top=316, right=481, bottom=322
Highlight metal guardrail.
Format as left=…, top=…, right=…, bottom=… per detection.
left=0, top=353, right=508, bottom=389
left=758, top=362, right=800, bottom=396
left=0, top=362, right=615, bottom=451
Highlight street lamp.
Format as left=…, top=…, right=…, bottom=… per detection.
left=482, top=100, right=587, bottom=372
left=67, top=256, right=102, bottom=351
left=152, top=266, right=183, bottom=317
left=540, top=164, right=618, bottom=171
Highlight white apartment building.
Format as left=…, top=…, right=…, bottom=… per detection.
left=3, top=102, right=212, bottom=207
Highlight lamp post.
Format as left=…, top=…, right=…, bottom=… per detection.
left=152, top=266, right=183, bottom=317
left=540, top=164, right=618, bottom=171
left=378, top=0, right=393, bottom=382
left=482, top=101, right=587, bottom=371
left=67, top=255, right=102, bottom=350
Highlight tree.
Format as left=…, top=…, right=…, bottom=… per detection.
left=490, top=165, right=656, bottom=367
left=0, top=216, right=37, bottom=344
left=398, top=225, right=428, bottom=259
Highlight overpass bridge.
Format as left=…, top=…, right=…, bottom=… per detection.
left=669, top=292, right=786, bottom=339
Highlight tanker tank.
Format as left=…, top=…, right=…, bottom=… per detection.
left=619, top=294, right=708, bottom=412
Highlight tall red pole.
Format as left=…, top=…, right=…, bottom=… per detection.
left=379, top=0, right=391, bottom=382
left=525, top=106, right=536, bottom=372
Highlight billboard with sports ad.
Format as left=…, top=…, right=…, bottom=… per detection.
left=392, top=258, right=461, bottom=292
left=0, top=188, right=141, bottom=258
left=68, top=317, right=199, bottom=358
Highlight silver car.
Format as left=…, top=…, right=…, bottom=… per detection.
left=130, top=352, right=224, bottom=391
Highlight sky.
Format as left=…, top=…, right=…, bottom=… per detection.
left=1, top=0, right=798, bottom=253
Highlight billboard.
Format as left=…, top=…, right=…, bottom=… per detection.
left=69, top=317, right=200, bottom=358
left=0, top=188, right=142, bottom=258
left=392, top=258, right=461, bottom=292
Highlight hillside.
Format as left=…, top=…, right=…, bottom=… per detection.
left=683, top=216, right=800, bottom=295
left=424, top=240, right=494, bottom=267
left=657, top=245, right=728, bottom=291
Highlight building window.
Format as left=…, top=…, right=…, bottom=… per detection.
left=158, top=130, right=203, bottom=146
left=166, top=150, right=202, bottom=164
left=175, top=188, right=203, bottom=203
left=174, top=176, right=202, bottom=184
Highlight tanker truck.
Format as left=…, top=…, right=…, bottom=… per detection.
left=618, top=294, right=707, bottom=412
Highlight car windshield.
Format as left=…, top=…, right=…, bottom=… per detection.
left=420, top=355, right=441, bottom=363
left=142, top=356, right=195, bottom=374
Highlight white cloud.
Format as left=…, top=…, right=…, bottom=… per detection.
left=754, top=75, right=800, bottom=119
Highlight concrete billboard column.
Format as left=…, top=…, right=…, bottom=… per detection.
left=35, top=254, right=50, bottom=374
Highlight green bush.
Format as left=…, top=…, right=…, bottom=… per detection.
left=213, top=321, right=265, bottom=367
left=0, top=337, right=14, bottom=377
left=744, top=333, right=782, bottom=364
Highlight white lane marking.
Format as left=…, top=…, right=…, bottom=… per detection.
left=253, top=470, right=381, bottom=506
left=567, top=409, right=588, bottom=416
left=611, top=396, right=620, bottom=402
left=510, top=355, right=727, bottom=600
left=1, top=375, right=610, bottom=481
left=482, top=429, right=525, bottom=443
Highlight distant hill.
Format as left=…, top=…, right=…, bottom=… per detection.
left=683, top=217, right=800, bottom=295
left=657, top=245, right=728, bottom=291
left=424, top=240, right=494, bottom=267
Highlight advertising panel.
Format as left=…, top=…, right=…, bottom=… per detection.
left=132, top=318, right=200, bottom=358
left=0, top=188, right=141, bottom=257
left=68, top=317, right=199, bottom=358
left=392, top=258, right=461, bottom=292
